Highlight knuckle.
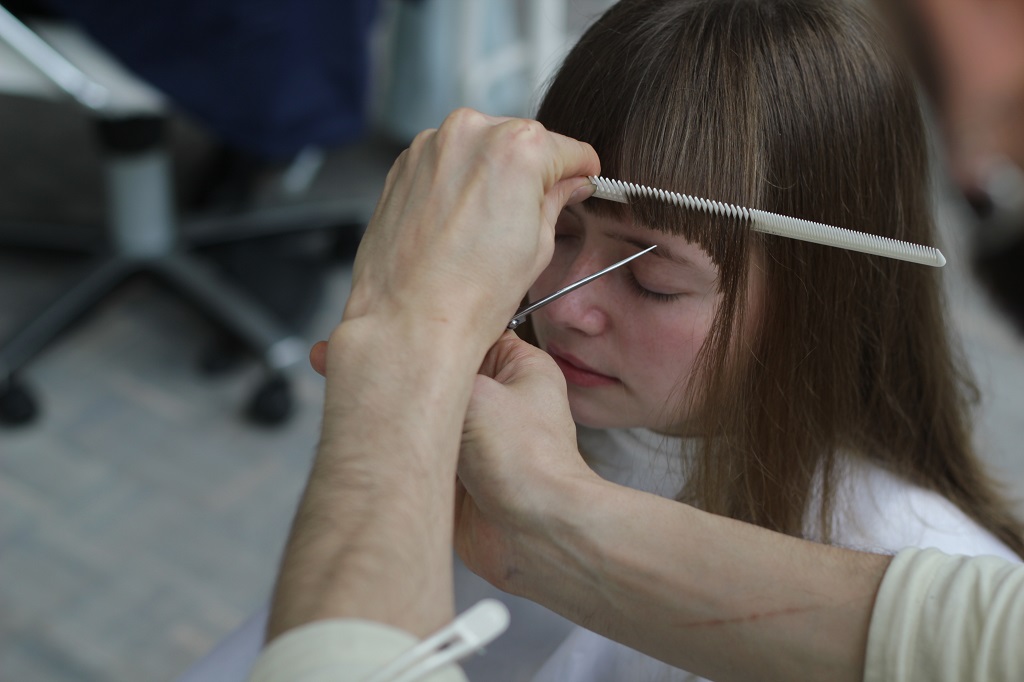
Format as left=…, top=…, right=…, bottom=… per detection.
left=386, top=129, right=435, bottom=190
left=444, top=106, right=484, bottom=128
left=514, top=118, right=548, bottom=139
left=383, top=144, right=415, bottom=186
left=381, top=152, right=406, bottom=191
left=408, top=127, right=436, bottom=154
left=495, top=119, right=550, bottom=165
left=435, top=108, right=486, bottom=147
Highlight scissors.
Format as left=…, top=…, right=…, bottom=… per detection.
left=508, top=245, right=657, bottom=329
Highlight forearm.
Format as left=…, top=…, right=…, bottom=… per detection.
left=512, top=478, right=890, bottom=682
left=267, top=315, right=490, bottom=641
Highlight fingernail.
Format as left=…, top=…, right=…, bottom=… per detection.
left=568, top=183, right=595, bottom=205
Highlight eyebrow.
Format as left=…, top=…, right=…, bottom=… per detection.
left=564, top=204, right=695, bottom=268
left=603, top=233, right=696, bottom=268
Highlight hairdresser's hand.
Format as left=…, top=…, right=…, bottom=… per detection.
left=455, top=332, right=601, bottom=596
left=343, top=108, right=599, bottom=340
left=284, top=116, right=594, bottom=640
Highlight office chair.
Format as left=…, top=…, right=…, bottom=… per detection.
left=0, top=6, right=373, bottom=427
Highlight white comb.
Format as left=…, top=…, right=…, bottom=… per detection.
left=589, top=176, right=946, bottom=267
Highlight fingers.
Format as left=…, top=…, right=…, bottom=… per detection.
left=478, top=332, right=564, bottom=390
left=430, top=109, right=598, bottom=202
left=478, top=331, right=535, bottom=379
left=544, top=176, right=596, bottom=229
left=484, top=117, right=599, bottom=201
left=546, top=130, right=601, bottom=187
left=309, top=341, right=328, bottom=377
left=339, top=108, right=602, bottom=346
left=565, top=178, right=597, bottom=206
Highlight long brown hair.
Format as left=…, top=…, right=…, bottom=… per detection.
left=532, top=0, right=1024, bottom=556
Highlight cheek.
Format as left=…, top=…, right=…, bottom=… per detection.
left=626, top=310, right=713, bottom=393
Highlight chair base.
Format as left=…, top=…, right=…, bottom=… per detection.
left=0, top=249, right=306, bottom=426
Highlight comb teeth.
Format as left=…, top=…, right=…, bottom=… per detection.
left=589, top=176, right=946, bottom=268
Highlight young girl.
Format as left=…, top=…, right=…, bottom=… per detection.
left=485, top=0, right=1024, bottom=679
left=183, top=0, right=1024, bottom=680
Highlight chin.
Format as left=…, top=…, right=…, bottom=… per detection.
left=568, top=401, right=634, bottom=430
left=571, top=415, right=613, bottom=430
left=567, top=403, right=610, bottom=430
left=569, top=399, right=686, bottom=434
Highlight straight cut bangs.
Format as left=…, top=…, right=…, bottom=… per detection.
left=534, top=0, right=1024, bottom=555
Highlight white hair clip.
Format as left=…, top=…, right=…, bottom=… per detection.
left=361, top=599, right=510, bottom=682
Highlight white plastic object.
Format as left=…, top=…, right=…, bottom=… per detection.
left=361, top=599, right=511, bottom=682
left=590, top=175, right=946, bottom=267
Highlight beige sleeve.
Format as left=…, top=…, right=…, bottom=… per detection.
left=247, top=619, right=469, bottom=682
left=865, top=547, right=1024, bottom=682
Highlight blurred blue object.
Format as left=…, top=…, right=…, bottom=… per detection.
left=380, top=0, right=525, bottom=141
left=42, top=0, right=378, bottom=160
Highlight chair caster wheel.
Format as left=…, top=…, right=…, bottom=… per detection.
left=246, top=375, right=292, bottom=426
left=0, top=377, right=39, bottom=426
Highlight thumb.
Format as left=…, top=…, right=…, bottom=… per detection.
left=478, top=332, right=555, bottom=383
left=542, top=176, right=596, bottom=229
left=309, top=340, right=328, bottom=376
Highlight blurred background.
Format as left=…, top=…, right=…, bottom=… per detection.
left=0, top=0, right=1021, bottom=680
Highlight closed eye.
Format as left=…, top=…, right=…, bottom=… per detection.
left=625, top=269, right=684, bottom=302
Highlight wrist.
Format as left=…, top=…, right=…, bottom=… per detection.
left=316, top=314, right=486, bottom=490
left=270, top=312, right=481, bottom=640
left=500, top=469, right=617, bottom=605
left=335, top=306, right=493, bottom=370
left=343, top=280, right=518, bottom=356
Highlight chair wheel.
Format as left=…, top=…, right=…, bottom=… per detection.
left=0, top=377, right=39, bottom=426
left=245, top=375, right=292, bottom=426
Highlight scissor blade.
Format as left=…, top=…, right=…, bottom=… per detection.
left=508, top=244, right=657, bottom=329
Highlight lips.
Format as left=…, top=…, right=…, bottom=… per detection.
left=546, top=344, right=618, bottom=388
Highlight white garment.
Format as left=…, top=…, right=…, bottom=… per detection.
left=866, top=547, right=1024, bottom=682
left=247, top=618, right=466, bottom=682
left=531, top=426, right=1021, bottom=682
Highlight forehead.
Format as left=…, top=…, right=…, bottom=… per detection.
left=564, top=202, right=719, bottom=274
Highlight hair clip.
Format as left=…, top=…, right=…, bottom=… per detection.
left=361, top=599, right=510, bottom=682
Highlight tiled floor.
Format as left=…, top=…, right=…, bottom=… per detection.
left=0, top=252, right=341, bottom=680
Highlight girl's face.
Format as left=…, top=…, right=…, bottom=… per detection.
left=530, top=204, right=754, bottom=434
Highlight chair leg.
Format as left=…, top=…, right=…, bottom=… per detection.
left=152, top=252, right=306, bottom=425
left=150, top=253, right=306, bottom=373
left=0, top=256, right=134, bottom=378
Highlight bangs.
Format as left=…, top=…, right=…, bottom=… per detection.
left=536, top=0, right=763, bottom=271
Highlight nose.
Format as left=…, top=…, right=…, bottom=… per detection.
left=536, top=251, right=611, bottom=335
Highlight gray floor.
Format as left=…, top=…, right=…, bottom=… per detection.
left=2, top=8, right=1024, bottom=682
left=0, top=167, right=352, bottom=680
